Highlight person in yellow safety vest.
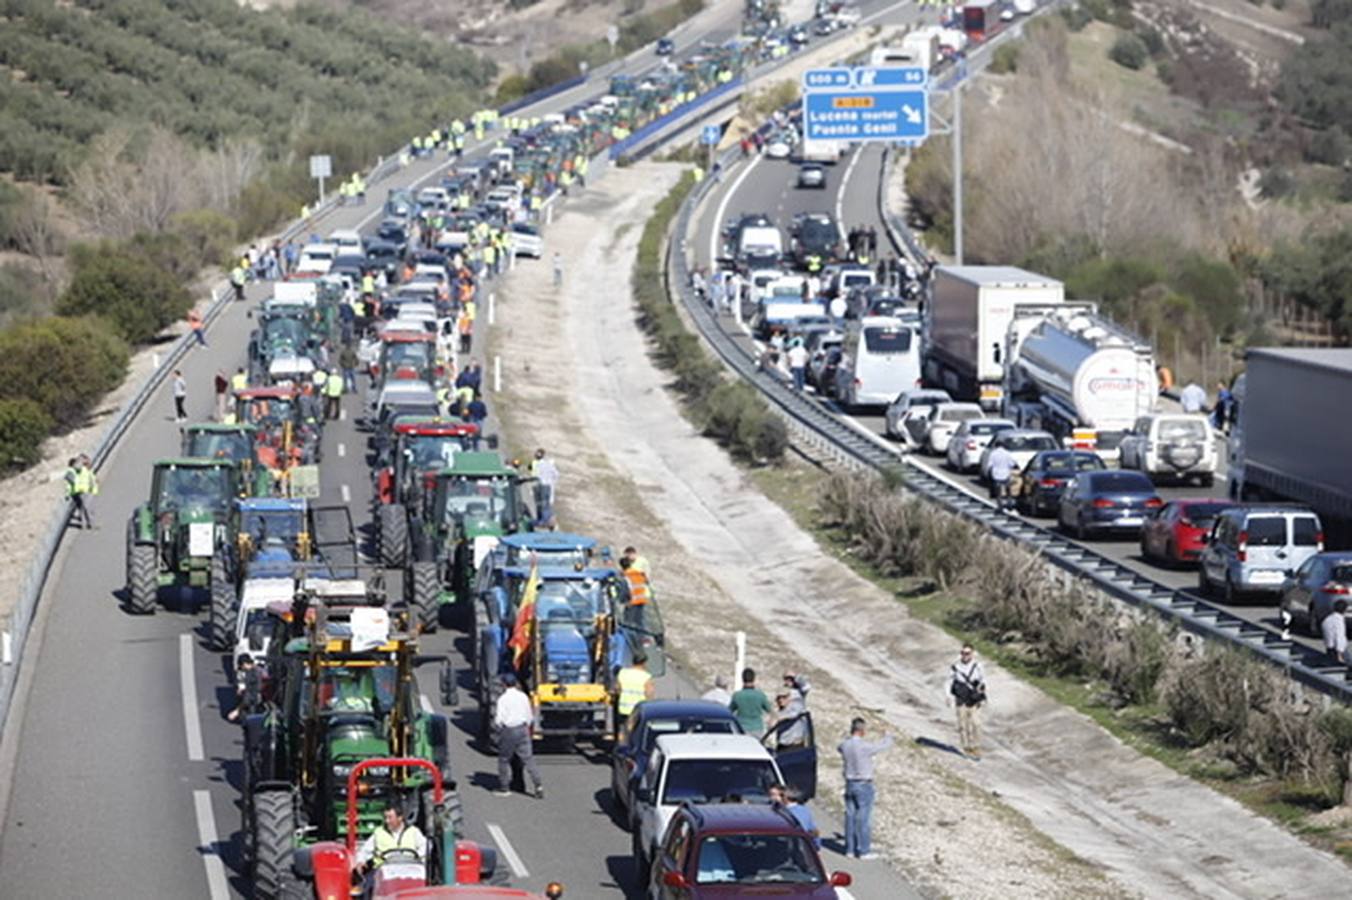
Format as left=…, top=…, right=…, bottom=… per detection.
left=620, top=545, right=651, bottom=577
left=352, top=297, right=366, bottom=319
left=412, top=135, right=423, bottom=156
left=483, top=241, right=496, bottom=274
left=693, top=166, right=704, bottom=183
left=313, top=368, right=328, bottom=390
left=457, top=190, right=470, bottom=209
left=65, top=453, right=98, bottom=529
left=357, top=804, right=427, bottom=872
left=323, top=368, right=344, bottom=420
left=231, top=367, right=249, bottom=392
left=616, top=652, right=655, bottom=718
left=530, top=194, right=543, bottom=213
left=361, top=272, right=375, bottom=297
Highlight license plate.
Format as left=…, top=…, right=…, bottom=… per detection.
left=1116, top=517, right=1142, bottom=527
left=1249, top=570, right=1284, bottom=584
left=188, top=522, right=214, bottom=558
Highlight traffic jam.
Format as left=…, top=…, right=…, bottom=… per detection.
left=116, top=22, right=853, bottom=900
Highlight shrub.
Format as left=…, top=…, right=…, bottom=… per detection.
left=0, top=316, right=129, bottom=429
left=170, top=209, right=237, bottom=273
left=1109, top=33, right=1150, bottom=70
left=990, top=42, right=1021, bottom=74
left=57, top=241, right=192, bottom=343
left=0, top=398, right=53, bottom=469
left=1137, top=25, right=1165, bottom=57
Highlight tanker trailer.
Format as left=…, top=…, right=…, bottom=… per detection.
left=1003, top=307, right=1158, bottom=463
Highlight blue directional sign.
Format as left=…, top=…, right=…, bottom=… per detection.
left=802, top=65, right=930, bottom=143
left=701, top=124, right=721, bottom=146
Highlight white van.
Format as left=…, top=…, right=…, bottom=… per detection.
left=833, top=315, right=921, bottom=410
left=738, top=225, right=784, bottom=260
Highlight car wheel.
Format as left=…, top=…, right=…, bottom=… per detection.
left=1076, top=516, right=1088, bottom=540
left=1139, top=537, right=1152, bottom=562
left=632, top=829, right=650, bottom=888
left=1197, top=568, right=1212, bottom=597
left=1224, top=576, right=1240, bottom=605
left=1307, top=603, right=1320, bottom=638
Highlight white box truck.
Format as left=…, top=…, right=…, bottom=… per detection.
left=923, top=265, right=1065, bottom=410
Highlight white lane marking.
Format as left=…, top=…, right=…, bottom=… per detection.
left=337, top=442, right=346, bottom=458
left=487, top=823, right=530, bottom=879
left=707, top=154, right=763, bottom=265
left=835, top=147, right=864, bottom=241
left=836, top=889, right=857, bottom=900
left=339, top=407, right=348, bottom=422
left=193, top=790, right=231, bottom=900
left=419, top=693, right=433, bottom=714
left=341, top=484, right=351, bottom=503
left=179, top=633, right=205, bottom=762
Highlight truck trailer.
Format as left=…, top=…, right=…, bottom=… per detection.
left=1229, top=348, right=1352, bottom=548
left=923, top=265, right=1065, bottom=410
left=1003, top=305, right=1158, bottom=459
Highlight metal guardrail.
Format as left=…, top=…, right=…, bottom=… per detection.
left=500, top=75, right=588, bottom=115
left=667, top=127, right=1352, bottom=708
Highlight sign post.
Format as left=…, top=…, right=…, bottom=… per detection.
left=309, top=154, right=332, bottom=205
left=700, top=123, right=721, bottom=175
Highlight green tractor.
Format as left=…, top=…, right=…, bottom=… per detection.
left=180, top=422, right=273, bottom=497
left=124, top=458, right=239, bottom=619
left=243, top=597, right=460, bottom=899
left=406, top=452, right=533, bottom=633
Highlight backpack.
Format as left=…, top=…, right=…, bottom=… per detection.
left=950, top=663, right=986, bottom=707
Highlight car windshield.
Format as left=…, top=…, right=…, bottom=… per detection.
left=695, top=834, right=824, bottom=885
left=641, top=718, right=738, bottom=755
left=1005, top=434, right=1055, bottom=451
left=868, top=298, right=907, bottom=317
left=661, top=759, right=778, bottom=804
left=241, top=397, right=296, bottom=427
left=1246, top=517, right=1288, bottom=546
left=970, top=422, right=1012, bottom=436
left=403, top=434, right=464, bottom=470
left=532, top=579, right=606, bottom=624
left=240, top=508, right=304, bottom=544
left=797, top=220, right=835, bottom=248
left=863, top=327, right=912, bottom=353
left=382, top=341, right=433, bottom=372
left=158, top=466, right=232, bottom=511
left=1180, top=503, right=1230, bottom=527
left=186, top=431, right=252, bottom=463
left=440, top=477, right=513, bottom=527
left=1089, top=473, right=1153, bottom=493
left=1158, top=418, right=1207, bottom=441
left=1041, top=453, right=1103, bottom=473
left=263, top=317, right=309, bottom=352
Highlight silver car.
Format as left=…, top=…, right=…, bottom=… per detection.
left=924, top=402, right=984, bottom=455
left=885, top=388, right=952, bottom=445
left=946, top=418, right=1017, bottom=473
left=797, top=164, right=826, bottom=189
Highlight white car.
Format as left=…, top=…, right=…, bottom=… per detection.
left=510, top=223, right=544, bottom=258
left=294, top=243, right=337, bottom=277
left=924, top=402, right=985, bottom=455
left=634, top=734, right=787, bottom=873
left=947, top=418, right=1017, bottom=473
left=765, top=133, right=793, bottom=159
left=885, top=388, right=952, bottom=444
left=1118, top=413, right=1218, bottom=486
left=977, top=428, right=1058, bottom=482
left=327, top=229, right=362, bottom=256
left=796, top=164, right=826, bottom=189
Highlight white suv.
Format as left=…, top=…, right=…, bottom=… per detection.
left=632, top=734, right=786, bottom=881
left=1118, top=413, right=1218, bottom=486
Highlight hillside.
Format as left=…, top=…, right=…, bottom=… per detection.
left=0, top=0, right=496, bottom=184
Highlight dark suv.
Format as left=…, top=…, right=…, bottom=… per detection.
left=649, top=803, right=850, bottom=898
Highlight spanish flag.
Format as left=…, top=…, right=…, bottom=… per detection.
left=508, top=562, right=540, bottom=669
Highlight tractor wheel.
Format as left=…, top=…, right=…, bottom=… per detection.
left=251, top=790, right=295, bottom=900
left=127, top=543, right=158, bottom=615
left=208, top=559, right=236, bottom=652
left=410, top=561, right=439, bottom=634
left=424, top=787, right=466, bottom=840
left=379, top=504, right=408, bottom=569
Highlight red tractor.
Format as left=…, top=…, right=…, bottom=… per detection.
left=291, top=757, right=504, bottom=899
left=374, top=420, right=481, bottom=568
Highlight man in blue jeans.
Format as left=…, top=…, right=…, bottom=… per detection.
left=838, top=717, right=893, bottom=859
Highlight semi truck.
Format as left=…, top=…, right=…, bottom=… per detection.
left=1229, top=348, right=1352, bottom=548
left=923, top=265, right=1065, bottom=410
left=1002, top=305, right=1158, bottom=460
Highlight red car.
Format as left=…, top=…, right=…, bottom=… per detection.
left=1140, top=499, right=1234, bottom=565
left=649, top=803, right=850, bottom=898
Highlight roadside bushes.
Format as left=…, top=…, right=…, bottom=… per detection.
left=0, top=398, right=54, bottom=470
left=634, top=172, right=787, bottom=464
left=0, top=316, right=129, bottom=431
left=57, top=241, right=192, bottom=344
left=822, top=469, right=1352, bottom=798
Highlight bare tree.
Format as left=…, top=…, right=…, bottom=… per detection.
left=9, top=190, right=65, bottom=290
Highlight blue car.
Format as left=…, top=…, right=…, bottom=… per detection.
left=610, top=700, right=743, bottom=829
left=1057, top=470, right=1161, bottom=539
left=656, top=37, right=675, bottom=56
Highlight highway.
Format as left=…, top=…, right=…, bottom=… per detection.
left=687, top=133, right=1330, bottom=662
left=0, top=4, right=920, bottom=898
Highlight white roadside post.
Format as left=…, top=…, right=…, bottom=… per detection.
left=489, top=293, right=496, bottom=326
left=734, top=631, right=746, bottom=690
left=493, top=355, right=502, bottom=393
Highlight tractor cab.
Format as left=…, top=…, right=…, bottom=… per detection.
left=496, top=532, right=602, bottom=571
left=430, top=452, right=530, bottom=544
left=376, top=420, right=481, bottom=506
left=182, top=423, right=271, bottom=497
left=374, top=330, right=440, bottom=388
left=250, top=309, right=320, bottom=382
left=233, top=386, right=322, bottom=474
left=237, top=498, right=312, bottom=576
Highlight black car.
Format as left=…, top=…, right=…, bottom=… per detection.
left=1058, top=469, right=1162, bottom=539
left=656, top=36, right=675, bottom=56
left=791, top=213, right=840, bottom=267
left=1015, top=451, right=1105, bottom=516
left=611, top=700, right=742, bottom=828
left=364, top=241, right=403, bottom=281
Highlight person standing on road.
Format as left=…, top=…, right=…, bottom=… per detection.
left=616, top=652, right=655, bottom=720
left=493, top=673, right=544, bottom=799
left=619, top=545, right=651, bottom=577
left=838, top=717, right=892, bottom=860
left=786, top=339, right=809, bottom=392
left=188, top=308, right=207, bottom=348
left=729, top=668, right=774, bottom=738
left=231, top=366, right=248, bottom=392
left=323, top=366, right=343, bottom=420
left=1323, top=600, right=1348, bottom=664
left=552, top=252, right=564, bottom=288
left=986, top=443, right=1017, bottom=510
left=65, top=454, right=98, bottom=529
left=172, top=369, right=188, bottom=423
left=339, top=343, right=359, bottom=394
left=772, top=688, right=808, bottom=749
left=1179, top=381, right=1207, bottom=413
left=213, top=370, right=229, bottom=422
left=531, top=448, right=559, bottom=526
left=701, top=674, right=732, bottom=706
left=231, top=264, right=247, bottom=301
left=226, top=654, right=262, bottom=723
left=947, top=643, right=988, bottom=757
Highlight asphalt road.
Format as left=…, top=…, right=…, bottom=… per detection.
left=0, top=5, right=922, bottom=899
left=688, top=133, right=1330, bottom=664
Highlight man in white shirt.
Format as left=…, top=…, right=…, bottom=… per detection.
left=701, top=674, right=732, bottom=706
left=494, top=673, right=544, bottom=799
left=787, top=339, right=809, bottom=392
left=1179, top=382, right=1208, bottom=413
left=985, top=444, right=1017, bottom=510
left=1323, top=599, right=1348, bottom=664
